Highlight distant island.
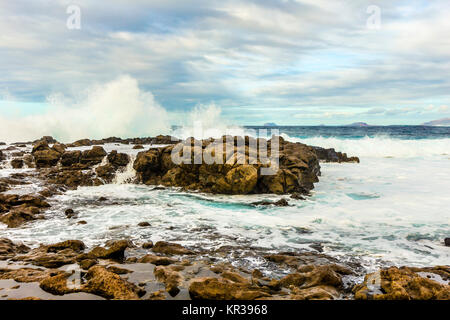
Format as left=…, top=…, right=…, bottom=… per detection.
left=422, top=117, right=450, bottom=126
left=264, top=122, right=278, bottom=126
left=346, top=122, right=369, bottom=127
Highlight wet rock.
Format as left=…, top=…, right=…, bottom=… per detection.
left=64, top=208, right=76, bottom=218
left=98, top=197, right=108, bottom=202
left=78, top=220, right=87, bottom=225
left=138, top=222, right=151, bottom=227
left=251, top=198, right=289, bottom=207
left=133, top=145, right=144, bottom=150
left=106, top=266, right=132, bottom=275
left=290, top=193, right=306, bottom=200
left=0, top=268, right=52, bottom=283
left=88, top=240, right=131, bottom=260
left=84, top=266, right=143, bottom=299
left=0, top=238, right=30, bottom=260
left=80, top=146, right=107, bottom=165
left=46, top=240, right=86, bottom=253
left=189, top=277, right=270, bottom=300
left=72, top=139, right=92, bottom=147
left=107, top=150, right=129, bottom=167
left=51, top=143, right=66, bottom=154
left=152, top=241, right=193, bottom=255
left=154, top=266, right=183, bottom=297
left=39, top=272, right=77, bottom=295
left=137, top=254, right=176, bottom=266
left=445, top=238, right=450, bottom=247
left=353, top=266, right=450, bottom=300
left=312, top=146, right=360, bottom=163
left=0, top=205, right=40, bottom=228
left=142, top=241, right=154, bottom=249
left=79, top=259, right=98, bottom=270
left=60, top=150, right=81, bottom=167
left=11, top=159, right=24, bottom=169
left=95, top=164, right=116, bottom=181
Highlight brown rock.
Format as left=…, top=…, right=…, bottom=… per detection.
left=142, top=241, right=154, bottom=249
left=46, top=240, right=85, bottom=253
left=11, top=159, right=24, bottom=169
left=88, top=240, right=131, bottom=260
left=84, top=266, right=143, bottom=299
left=138, top=222, right=151, bottom=227
left=80, top=146, right=107, bottom=165
left=79, top=259, right=98, bottom=270
left=154, top=266, right=183, bottom=297
left=189, top=277, right=270, bottom=300
left=0, top=238, right=30, bottom=260
left=137, top=254, right=176, bottom=266
left=353, top=266, right=450, bottom=300
left=152, top=241, right=193, bottom=255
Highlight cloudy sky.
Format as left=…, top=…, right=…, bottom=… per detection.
left=1, top=0, right=449, bottom=140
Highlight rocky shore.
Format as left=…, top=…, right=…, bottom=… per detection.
left=0, top=135, right=448, bottom=300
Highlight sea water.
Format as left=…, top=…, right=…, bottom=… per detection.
left=1, top=126, right=449, bottom=272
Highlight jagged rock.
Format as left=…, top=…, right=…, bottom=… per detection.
left=137, top=254, right=176, bottom=266
left=80, top=146, right=107, bottom=165
left=0, top=205, right=40, bottom=227
left=46, top=240, right=85, bottom=253
left=133, top=145, right=144, bottom=149
left=0, top=238, right=30, bottom=260
left=96, top=164, right=116, bottom=181
left=133, top=136, right=325, bottom=195
left=445, top=238, right=450, bottom=246
left=312, top=146, right=360, bottom=163
left=106, top=266, right=132, bottom=275
left=107, top=150, right=129, bottom=167
left=88, top=240, right=131, bottom=260
left=60, top=150, right=81, bottom=167
left=71, top=139, right=92, bottom=147
left=83, top=266, right=143, bottom=299
left=189, top=277, right=270, bottom=300
left=33, top=149, right=61, bottom=168
left=152, top=241, right=193, bottom=255
left=11, top=159, right=24, bottom=169
left=154, top=266, right=183, bottom=297
left=142, top=241, right=154, bottom=249
left=138, top=221, right=150, bottom=227
left=0, top=268, right=53, bottom=283
left=79, top=259, right=97, bottom=270
left=251, top=198, right=289, bottom=207
left=353, top=266, right=450, bottom=300
left=51, top=143, right=66, bottom=154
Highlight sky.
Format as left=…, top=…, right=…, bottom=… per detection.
left=1, top=0, right=450, bottom=141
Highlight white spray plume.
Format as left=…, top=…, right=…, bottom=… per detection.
left=0, top=76, right=170, bottom=143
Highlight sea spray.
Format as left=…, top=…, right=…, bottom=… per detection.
left=113, top=154, right=137, bottom=184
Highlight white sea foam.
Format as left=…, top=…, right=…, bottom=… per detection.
left=281, top=134, right=450, bottom=159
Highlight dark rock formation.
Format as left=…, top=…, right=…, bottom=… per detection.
left=133, top=136, right=323, bottom=195
left=312, top=146, right=360, bottom=163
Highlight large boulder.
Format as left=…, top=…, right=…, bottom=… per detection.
left=80, top=146, right=107, bottom=165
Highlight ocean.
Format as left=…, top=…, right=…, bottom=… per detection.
left=1, top=125, right=449, bottom=273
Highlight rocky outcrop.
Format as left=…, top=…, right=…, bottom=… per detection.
left=0, top=194, right=50, bottom=228
left=152, top=241, right=193, bottom=255
left=189, top=277, right=270, bottom=300
left=133, top=136, right=323, bottom=195
left=0, top=238, right=30, bottom=260
left=353, top=266, right=450, bottom=300
left=312, top=146, right=360, bottom=163
left=87, top=240, right=131, bottom=260
left=39, top=266, right=143, bottom=299
left=32, top=140, right=62, bottom=168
